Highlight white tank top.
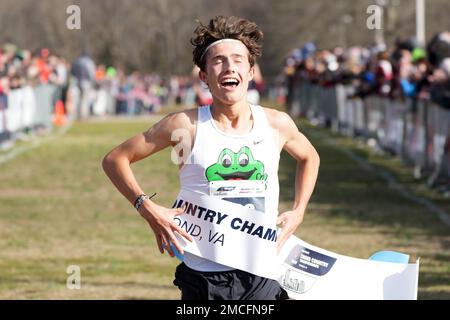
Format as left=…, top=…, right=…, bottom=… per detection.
left=179, top=105, right=280, bottom=271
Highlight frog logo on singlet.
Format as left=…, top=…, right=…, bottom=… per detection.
left=206, top=146, right=267, bottom=212
left=205, top=146, right=267, bottom=182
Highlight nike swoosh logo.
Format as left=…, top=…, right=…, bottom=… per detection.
left=253, top=138, right=264, bottom=145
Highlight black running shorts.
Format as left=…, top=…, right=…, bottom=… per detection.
left=173, top=262, right=289, bottom=300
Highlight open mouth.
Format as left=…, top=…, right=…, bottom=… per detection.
left=220, top=78, right=240, bottom=89
left=217, top=169, right=255, bottom=180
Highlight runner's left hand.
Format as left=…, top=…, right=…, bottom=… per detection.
left=276, top=210, right=304, bottom=253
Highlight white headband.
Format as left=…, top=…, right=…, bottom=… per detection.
left=200, top=39, right=245, bottom=62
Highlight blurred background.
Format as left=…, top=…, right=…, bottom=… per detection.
left=0, top=0, right=449, bottom=300
left=1, top=0, right=450, bottom=76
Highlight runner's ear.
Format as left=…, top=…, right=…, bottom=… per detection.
left=199, top=70, right=208, bottom=85
left=248, top=65, right=255, bottom=81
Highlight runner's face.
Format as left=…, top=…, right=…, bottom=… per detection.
left=200, top=41, right=254, bottom=106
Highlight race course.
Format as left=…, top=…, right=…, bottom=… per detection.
left=0, top=113, right=448, bottom=299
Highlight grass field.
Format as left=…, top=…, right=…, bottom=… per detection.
left=0, top=111, right=449, bottom=299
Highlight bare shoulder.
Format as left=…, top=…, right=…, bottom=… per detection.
left=150, top=108, right=197, bottom=133
left=141, top=108, right=197, bottom=146
left=163, top=108, right=197, bottom=129
left=261, top=107, right=297, bottom=132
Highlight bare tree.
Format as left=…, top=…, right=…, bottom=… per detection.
left=1, top=0, right=449, bottom=77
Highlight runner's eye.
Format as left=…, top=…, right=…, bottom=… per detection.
left=222, top=154, right=232, bottom=167
left=239, top=153, right=249, bottom=166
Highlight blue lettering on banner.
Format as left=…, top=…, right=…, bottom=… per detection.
left=174, top=198, right=228, bottom=225
left=173, top=198, right=277, bottom=243
left=173, top=217, right=202, bottom=237
left=208, top=230, right=225, bottom=246
left=187, top=203, right=198, bottom=216
left=230, top=218, right=277, bottom=242
left=172, top=199, right=182, bottom=209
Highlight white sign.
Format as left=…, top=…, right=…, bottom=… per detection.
left=173, top=189, right=280, bottom=280
left=277, top=236, right=419, bottom=300
left=173, top=190, right=419, bottom=300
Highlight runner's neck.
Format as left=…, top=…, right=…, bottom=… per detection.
left=210, top=102, right=253, bottom=134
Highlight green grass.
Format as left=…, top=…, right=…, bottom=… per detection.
left=0, top=112, right=448, bottom=299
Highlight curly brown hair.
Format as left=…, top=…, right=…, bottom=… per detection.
left=191, top=16, right=264, bottom=71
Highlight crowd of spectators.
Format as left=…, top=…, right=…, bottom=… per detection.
left=0, top=45, right=69, bottom=145
left=282, top=32, right=450, bottom=111
left=280, top=32, right=450, bottom=192
left=0, top=43, right=203, bottom=150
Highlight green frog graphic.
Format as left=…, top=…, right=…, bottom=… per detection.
left=205, top=146, right=267, bottom=182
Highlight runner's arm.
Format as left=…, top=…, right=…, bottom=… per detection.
left=102, top=113, right=193, bottom=256
left=270, top=110, right=320, bottom=251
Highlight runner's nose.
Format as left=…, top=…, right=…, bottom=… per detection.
left=223, top=58, right=238, bottom=73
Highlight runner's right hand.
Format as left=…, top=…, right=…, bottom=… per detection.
left=138, top=201, right=193, bottom=257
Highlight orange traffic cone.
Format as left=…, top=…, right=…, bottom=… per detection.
left=53, top=100, right=66, bottom=127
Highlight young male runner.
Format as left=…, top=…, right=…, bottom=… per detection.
left=102, top=15, right=320, bottom=300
